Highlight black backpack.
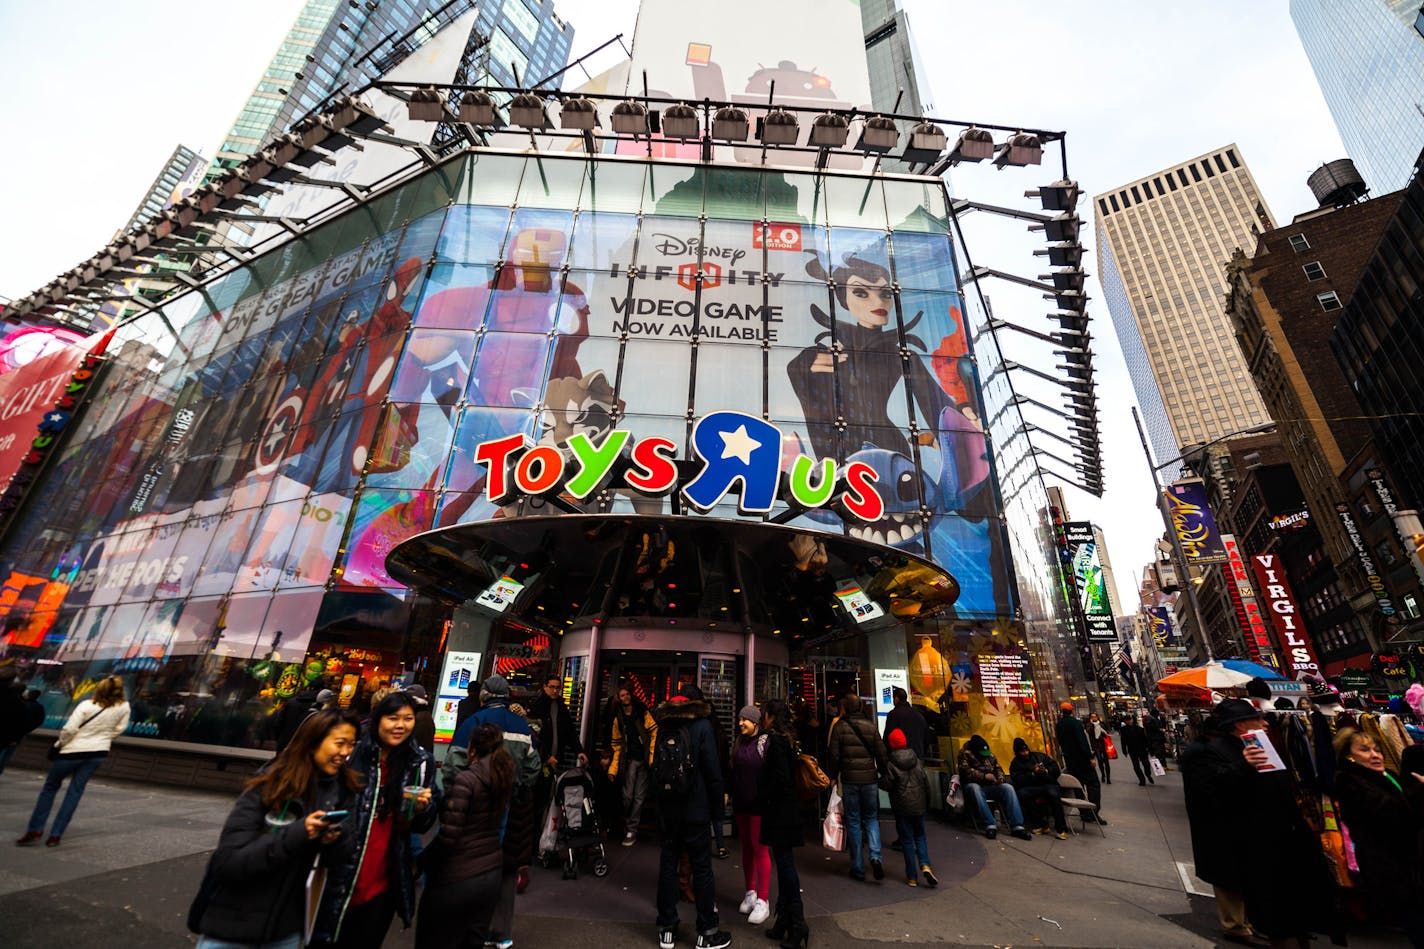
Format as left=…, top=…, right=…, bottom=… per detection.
left=652, top=723, right=696, bottom=798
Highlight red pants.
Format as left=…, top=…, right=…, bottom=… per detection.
left=736, top=813, right=771, bottom=899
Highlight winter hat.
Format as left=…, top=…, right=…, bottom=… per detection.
left=738, top=705, right=762, bottom=725
left=481, top=674, right=510, bottom=698
left=676, top=682, right=703, bottom=702
left=1012, top=737, right=1030, bottom=755
left=406, top=684, right=428, bottom=704
left=1059, top=701, right=1075, bottom=713
left=1211, top=697, right=1264, bottom=727
left=887, top=728, right=907, bottom=750
left=315, top=689, right=336, bottom=705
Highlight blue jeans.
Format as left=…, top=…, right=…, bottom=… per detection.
left=964, top=780, right=1024, bottom=830
left=28, top=755, right=105, bottom=836
left=196, top=935, right=302, bottom=949
left=0, top=742, right=16, bottom=774
left=841, top=782, right=881, bottom=877
left=894, top=813, right=930, bottom=880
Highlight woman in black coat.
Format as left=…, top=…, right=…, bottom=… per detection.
left=192, top=710, right=361, bottom=949
left=757, top=699, right=808, bottom=949
left=1332, top=728, right=1424, bottom=946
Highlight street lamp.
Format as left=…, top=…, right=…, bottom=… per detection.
left=1131, top=408, right=1276, bottom=662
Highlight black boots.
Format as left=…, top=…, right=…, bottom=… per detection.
left=765, top=905, right=789, bottom=941
left=778, top=905, right=809, bottom=948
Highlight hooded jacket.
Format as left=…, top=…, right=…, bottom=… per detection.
left=826, top=708, right=887, bottom=786
left=610, top=699, right=658, bottom=778
left=651, top=696, right=723, bottom=824
left=1008, top=742, right=1061, bottom=789
left=885, top=747, right=929, bottom=817
left=311, top=733, right=439, bottom=944
left=443, top=697, right=540, bottom=790
left=427, top=754, right=507, bottom=886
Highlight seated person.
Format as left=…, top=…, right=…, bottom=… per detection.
left=957, top=734, right=1031, bottom=840
left=1008, top=737, right=1069, bottom=839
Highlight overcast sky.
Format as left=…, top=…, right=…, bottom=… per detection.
left=0, top=1, right=1348, bottom=614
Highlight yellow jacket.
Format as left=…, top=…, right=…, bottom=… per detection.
left=609, top=705, right=658, bottom=778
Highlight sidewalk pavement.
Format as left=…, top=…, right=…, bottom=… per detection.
left=0, top=762, right=1410, bottom=948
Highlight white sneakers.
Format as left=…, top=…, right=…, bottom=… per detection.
left=747, top=899, right=770, bottom=925
left=738, top=889, right=758, bottom=914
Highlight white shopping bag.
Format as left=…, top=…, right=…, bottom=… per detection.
left=822, top=785, right=845, bottom=852
left=946, top=774, right=965, bottom=813
left=1149, top=756, right=1166, bottom=777
left=538, top=797, right=560, bottom=855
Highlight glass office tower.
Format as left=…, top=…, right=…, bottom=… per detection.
left=1291, top=0, right=1424, bottom=193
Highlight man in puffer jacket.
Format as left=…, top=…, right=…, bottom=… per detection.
left=652, top=683, right=730, bottom=949
left=825, top=694, right=888, bottom=882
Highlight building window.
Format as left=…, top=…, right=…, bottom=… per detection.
left=1214, top=154, right=1228, bottom=173
left=1189, top=165, right=1202, bottom=183
left=1109, top=194, right=1119, bottom=212
left=1317, top=291, right=1342, bottom=311
left=1203, top=160, right=1215, bottom=178
left=1302, top=261, right=1327, bottom=281
left=1288, top=234, right=1310, bottom=253
left=1130, top=185, right=1142, bottom=203
left=1178, top=169, right=1190, bottom=187
left=1154, top=178, right=1166, bottom=196
left=1226, top=149, right=1241, bottom=168
left=1098, top=198, right=1109, bottom=215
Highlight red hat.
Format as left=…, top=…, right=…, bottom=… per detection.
left=887, top=728, right=907, bottom=751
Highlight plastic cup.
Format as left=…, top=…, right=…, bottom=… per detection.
left=403, top=785, right=424, bottom=817
left=265, top=812, right=297, bottom=834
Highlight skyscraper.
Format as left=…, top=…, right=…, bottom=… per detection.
left=860, top=0, right=926, bottom=117
left=210, top=0, right=574, bottom=176
left=122, top=145, right=207, bottom=233
left=1094, top=145, right=1274, bottom=456
left=1291, top=0, right=1424, bottom=193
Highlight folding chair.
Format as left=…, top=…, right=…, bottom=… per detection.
left=1057, top=773, right=1105, bottom=837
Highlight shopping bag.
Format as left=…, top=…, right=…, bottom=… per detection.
left=538, top=796, right=560, bottom=855
left=945, top=773, right=965, bottom=813
left=822, top=785, right=845, bottom=852
left=1149, top=756, right=1165, bottom=777
left=1103, top=735, right=1118, bottom=759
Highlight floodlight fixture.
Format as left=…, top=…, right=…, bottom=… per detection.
left=509, top=92, right=549, bottom=129
left=660, top=103, right=701, bottom=139
left=407, top=87, right=445, bottom=121
left=1042, top=269, right=1086, bottom=293
left=1034, top=212, right=1081, bottom=243
left=902, top=121, right=947, bottom=163
left=809, top=112, right=850, bottom=148
left=857, top=115, right=899, bottom=153
left=461, top=90, right=502, bottom=125
left=1026, top=180, right=1080, bottom=211
left=760, top=109, right=800, bottom=145
left=1035, top=243, right=1083, bottom=268
left=994, top=131, right=1043, bottom=168
left=712, top=106, right=749, bottom=141
left=947, top=126, right=994, bottom=164
left=611, top=100, right=649, bottom=135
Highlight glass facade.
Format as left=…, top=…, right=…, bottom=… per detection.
left=1291, top=0, right=1424, bottom=193
left=0, top=152, right=1075, bottom=762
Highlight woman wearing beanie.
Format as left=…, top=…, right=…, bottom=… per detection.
left=730, top=704, right=772, bottom=925
left=884, top=728, right=936, bottom=887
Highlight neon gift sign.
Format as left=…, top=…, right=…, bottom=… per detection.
left=473, top=410, right=886, bottom=522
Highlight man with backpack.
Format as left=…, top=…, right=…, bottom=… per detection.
left=652, top=683, right=730, bottom=949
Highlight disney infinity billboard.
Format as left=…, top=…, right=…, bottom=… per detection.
left=0, top=156, right=1015, bottom=670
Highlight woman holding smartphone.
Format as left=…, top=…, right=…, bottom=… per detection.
left=416, top=723, right=515, bottom=949
left=313, top=691, right=440, bottom=949
left=191, top=710, right=361, bottom=949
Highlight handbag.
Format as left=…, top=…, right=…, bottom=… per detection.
left=821, top=785, right=845, bottom=852
left=945, top=774, right=965, bottom=812
left=1104, top=735, right=1118, bottom=760
left=1149, top=756, right=1165, bottom=777
left=794, top=752, right=831, bottom=800
left=48, top=706, right=105, bottom=761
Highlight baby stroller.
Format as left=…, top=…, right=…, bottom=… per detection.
left=537, top=766, right=609, bottom=879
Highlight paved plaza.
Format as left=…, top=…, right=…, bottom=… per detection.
left=0, top=764, right=1409, bottom=948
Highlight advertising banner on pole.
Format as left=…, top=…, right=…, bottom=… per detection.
left=1222, top=534, right=1278, bottom=670
left=1251, top=554, right=1321, bottom=679
left=1164, top=479, right=1227, bottom=564
left=1056, top=521, right=1115, bottom=641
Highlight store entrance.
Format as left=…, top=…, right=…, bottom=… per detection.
left=592, top=651, right=739, bottom=756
